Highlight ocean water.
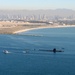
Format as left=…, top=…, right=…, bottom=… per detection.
left=0, top=27, right=75, bottom=75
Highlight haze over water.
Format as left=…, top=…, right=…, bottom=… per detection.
left=0, top=27, right=75, bottom=75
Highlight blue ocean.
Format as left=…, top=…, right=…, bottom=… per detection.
left=0, top=27, right=75, bottom=75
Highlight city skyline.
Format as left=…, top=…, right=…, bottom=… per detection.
left=0, top=0, right=75, bottom=10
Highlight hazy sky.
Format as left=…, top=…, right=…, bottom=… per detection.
left=0, top=0, right=75, bottom=10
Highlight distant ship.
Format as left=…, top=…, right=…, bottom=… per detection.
left=39, top=48, right=64, bottom=53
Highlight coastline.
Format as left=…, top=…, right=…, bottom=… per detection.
left=0, top=24, right=75, bottom=34
left=13, top=25, right=75, bottom=34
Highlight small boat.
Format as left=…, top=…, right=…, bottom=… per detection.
left=3, top=50, right=9, bottom=54
left=23, top=51, right=27, bottom=53
left=22, top=50, right=29, bottom=53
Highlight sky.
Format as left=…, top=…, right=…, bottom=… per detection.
left=0, top=0, right=75, bottom=10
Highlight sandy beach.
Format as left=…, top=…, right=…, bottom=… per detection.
left=0, top=21, right=75, bottom=34
left=13, top=25, right=75, bottom=34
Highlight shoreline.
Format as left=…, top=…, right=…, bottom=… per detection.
left=0, top=24, right=75, bottom=34
left=13, top=25, right=75, bottom=34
